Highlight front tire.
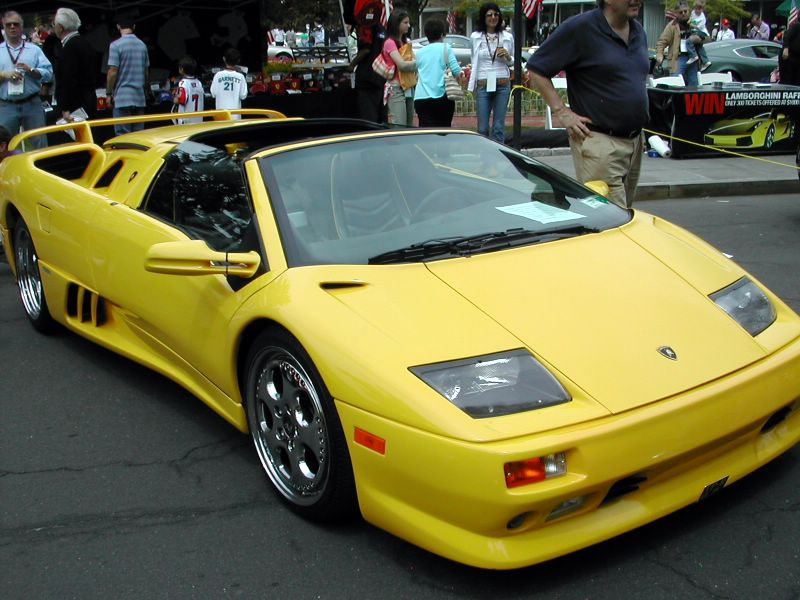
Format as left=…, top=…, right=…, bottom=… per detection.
left=14, top=220, right=55, bottom=333
left=245, top=328, right=357, bottom=521
left=764, top=125, right=775, bottom=149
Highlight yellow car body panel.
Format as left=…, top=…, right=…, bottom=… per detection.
left=2, top=114, right=798, bottom=569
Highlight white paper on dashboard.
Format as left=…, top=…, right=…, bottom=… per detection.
left=496, top=202, right=586, bottom=224
left=578, top=196, right=607, bottom=209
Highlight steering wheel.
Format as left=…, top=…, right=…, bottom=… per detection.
left=412, top=186, right=464, bottom=221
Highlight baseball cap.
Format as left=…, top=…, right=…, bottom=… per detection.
left=722, top=18, right=730, bottom=26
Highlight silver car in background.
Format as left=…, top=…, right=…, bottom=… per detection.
left=411, top=34, right=472, bottom=66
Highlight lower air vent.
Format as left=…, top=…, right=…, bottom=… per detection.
left=761, top=406, right=792, bottom=433
left=601, top=474, right=648, bottom=505
left=66, top=283, right=107, bottom=326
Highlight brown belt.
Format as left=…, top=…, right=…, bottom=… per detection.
left=476, top=78, right=510, bottom=88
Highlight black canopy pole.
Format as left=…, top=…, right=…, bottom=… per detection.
left=512, top=0, right=523, bottom=150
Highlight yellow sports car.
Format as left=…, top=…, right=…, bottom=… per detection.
left=2, top=111, right=799, bottom=569
left=703, top=109, right=795, bottom=149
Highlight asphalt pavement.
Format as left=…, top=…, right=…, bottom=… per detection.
left=531, top=148, right=800, bottom=201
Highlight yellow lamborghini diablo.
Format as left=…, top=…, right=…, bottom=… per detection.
left=1, top=111, right=799, bottom=569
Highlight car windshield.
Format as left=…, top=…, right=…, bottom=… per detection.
left=258, top=133, right=631, bottom=266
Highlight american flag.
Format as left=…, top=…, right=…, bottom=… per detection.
left=790, top=0, right=799, bottom=27
left=380, top=0, right=393, bottom=26
left=266, top=29, right=275, bottom=45
left=447, top=11, right=457, bottom=34
left=523, top=0, right=543, bottom=19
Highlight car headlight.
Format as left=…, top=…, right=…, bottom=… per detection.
left=711, top=277, right=776, bottom=336
left=410, top=350, right=571, bottom=418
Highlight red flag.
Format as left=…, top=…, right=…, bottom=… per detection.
left=523, top=0, right=543, bottom=19
left=380, top=0, right=393, bottom=26
left=447, top=11, right=457, bottom=34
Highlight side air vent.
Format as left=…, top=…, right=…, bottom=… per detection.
left=35, top=151, right=93, bottom=180
left=601, top=474, right=648, bottom=505
left=319, top=281, right=367, bottom=290
left=66, top=283, right=107, bottom=326
left=94, top=160, right=124, bottom=188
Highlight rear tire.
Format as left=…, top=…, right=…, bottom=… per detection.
left=13, top=220, right=56, bottom=333
left=244, top=327, right=357, bottom=521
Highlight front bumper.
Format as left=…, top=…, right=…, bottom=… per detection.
left=336, top=335, right=800, bottom=569
left=704, top=134, right=755, bottom=148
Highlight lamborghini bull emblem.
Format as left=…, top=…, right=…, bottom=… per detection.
left=658, top=346, right=678, bottom=360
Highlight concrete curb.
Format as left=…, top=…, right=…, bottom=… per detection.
left=524, top=147, right=800, bottom=201
left=637, top=179, right=800, bottom=201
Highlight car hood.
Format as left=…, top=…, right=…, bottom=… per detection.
left=420, top=217, right=767, bottom=415
left=418, top=215, right=766, bottom=416
left=276, top=214, right=779, bottom=439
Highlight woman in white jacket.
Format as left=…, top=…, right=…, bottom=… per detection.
left=468, top=3, right=514, bottom=143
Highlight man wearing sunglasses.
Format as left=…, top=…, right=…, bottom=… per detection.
left=0, top=11, right=53, bottom=149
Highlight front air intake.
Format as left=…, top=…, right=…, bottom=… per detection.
left=601, top=474, right=648, bottom=505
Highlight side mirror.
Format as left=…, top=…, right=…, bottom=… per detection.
left=145, top=239, right=260, bottom=278
left=584, top=180, right=610, bottom=198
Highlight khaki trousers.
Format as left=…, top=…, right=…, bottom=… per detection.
left=569, top=131, right=644, bottom=208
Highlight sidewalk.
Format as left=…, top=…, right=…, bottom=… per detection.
left=451, top=115, right=799, bottom=201
left=530, top=149, right=800, bottom=201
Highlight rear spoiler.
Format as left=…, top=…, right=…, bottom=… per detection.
left=9, top=108, right=288, bottom=150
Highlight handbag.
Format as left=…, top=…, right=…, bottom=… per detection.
left=372, top=52, right=396, bottom=80
left=442, top=43, right=464, bottom=101
left=398, top=42, right=418, bottom=90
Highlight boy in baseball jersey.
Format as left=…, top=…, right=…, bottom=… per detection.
left=210, top=48, right=248, bottom=118
left=174, top=56, right=204, bottom=124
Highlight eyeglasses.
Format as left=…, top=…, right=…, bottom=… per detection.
left=486, top=12, right=500, bottom=18
left=4, top=22, right=22, bottom=27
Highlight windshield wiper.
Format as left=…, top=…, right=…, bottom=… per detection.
left=368, top=225, right=600, bottom=265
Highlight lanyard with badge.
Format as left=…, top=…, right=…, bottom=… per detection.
left=484, top=33, right=499, bottom=92
left=6, top=41, right=25, bottom=95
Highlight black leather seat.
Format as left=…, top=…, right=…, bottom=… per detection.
left=330, top=150, right=412, bottom=238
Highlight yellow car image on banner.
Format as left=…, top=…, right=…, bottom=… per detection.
left=704, top=109, right=796, bottom=149
left=1, top=112, right=799, bottom=569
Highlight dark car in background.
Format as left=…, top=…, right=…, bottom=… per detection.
left=702, top=39, right=781, bottom=82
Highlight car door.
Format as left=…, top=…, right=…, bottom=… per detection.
left=89, top=140, right=272, bottom=398
left=734, top=44, right=779, bottom=81
left=21, top=149, right=107, bottom=290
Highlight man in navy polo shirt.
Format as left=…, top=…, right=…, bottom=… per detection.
left=526, top=0, right=649, bottom=208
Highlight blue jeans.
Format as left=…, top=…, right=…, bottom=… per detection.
left=112, top=106, right=145, bottom=135
left=476, top=81, right=511, bottom=143
left=0, top=96, right=47, bottom=149
left=674, top=55, right=699, bottom=86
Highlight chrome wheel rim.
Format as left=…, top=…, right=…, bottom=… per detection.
left=765, top=126, right=774, bottom=149
left=15, top=227, right=43, bottom=320
left=251, top=349, right=329, bottom=505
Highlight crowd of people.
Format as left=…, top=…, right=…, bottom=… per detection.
left=2, top=2, right=799, bottom=210
left=349, top=2, right=514, bottom=143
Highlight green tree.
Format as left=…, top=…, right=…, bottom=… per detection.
left=664, top=0, right=749, bottom=23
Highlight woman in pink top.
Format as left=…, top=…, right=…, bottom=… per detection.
left=383, top=10, right=417, bottom=126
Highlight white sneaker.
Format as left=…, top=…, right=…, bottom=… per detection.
left=701, top=62, right=712, bottom=72
left=686, top=56, right=698, bottom=65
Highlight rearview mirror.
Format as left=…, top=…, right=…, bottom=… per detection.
left=145, top=239, right=260, bottom=278
left=584, top=180, right=610, bottom=198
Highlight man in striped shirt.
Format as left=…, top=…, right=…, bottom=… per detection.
left=106, top=14, right=150, bottom=135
